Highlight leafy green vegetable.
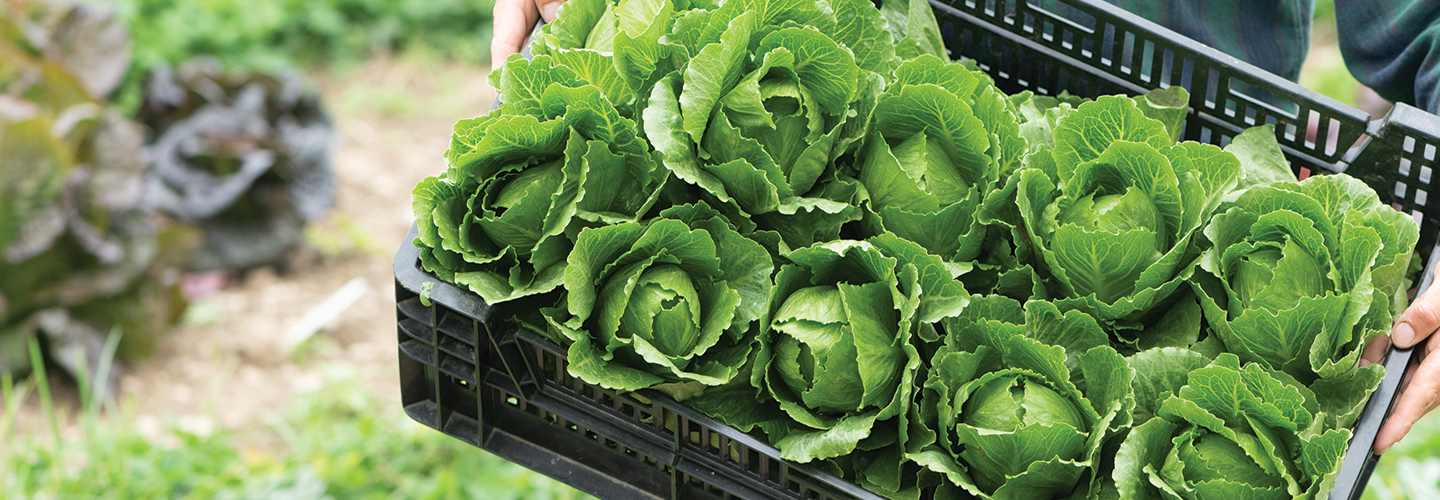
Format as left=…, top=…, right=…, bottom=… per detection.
left=530, top=0, right=683, bottom=114
left=1, top=2, right=190, bottom=385
left=1011, top=89, right=1245, bottom=343
left=751, top=237, right=946, bottom=464
left=912, top=298, right=1132, bottom=499
left=543, top=202, right=772, bottom=398
left=139, top=60, right=335, bottom=271
left=414, top=58, right=668, bottom=303
left=856, top=54, right=1023, bottom=265
left=93, top=0, right=497, bottom=112
left=1193, top=136, right=1419, bottom=425
left=405, top=0, right=1430, bottom=497
left=879, top=0, right=948, bottom=62
left=1115, top=353, right=1348, bottom=500
left=641, top=0, right=900, bottom=248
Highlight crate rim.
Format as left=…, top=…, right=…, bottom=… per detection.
left=935, top=0, right=1386, bottom=179
left=1044, top=0, right=1373, bottom=124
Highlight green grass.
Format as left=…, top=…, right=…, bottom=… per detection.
left=1365, top=412, right=1440, bottom=499
left=0, top=345, right=589, bottom=499
left=90, top=0, right=496, bottom=113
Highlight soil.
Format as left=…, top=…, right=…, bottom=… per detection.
left=18, top=56, right=495, bottom=442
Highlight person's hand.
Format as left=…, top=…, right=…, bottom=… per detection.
left=1371, top=265, right=1440, bottom=454
left=491, top=0, right=567, bottom=65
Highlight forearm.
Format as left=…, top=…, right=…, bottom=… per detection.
left=1336, top=0, right=1440, bottom=113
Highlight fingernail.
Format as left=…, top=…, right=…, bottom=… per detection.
left=542, top=3, right=561, bottom=20
left=1360, top=358, right=1372, bottom=368
left=1395, top=323, right=1416, bottom=348
left=1377, top=441, right=1391, bottom=455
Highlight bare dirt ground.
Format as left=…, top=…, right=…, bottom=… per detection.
left=109, top=56, right=494, bottom=441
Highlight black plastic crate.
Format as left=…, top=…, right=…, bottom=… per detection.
left=394, top=231, right=879, bottom=500
left=394, top=0, right=1440, bottom=498
left=393, top=226, right=1437, bottom=500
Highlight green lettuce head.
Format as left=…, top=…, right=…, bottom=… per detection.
left=856, top=54, right=1026, bottom=263
left=1013, top=92, right=1241, bottom=339
left=1194, top=160, right=1418, bottom=426
left=523, top=0, right=688, bottom=117
left=413, top=58, right=668, bottom=304
left=0, top=9, right=193, bottom=383
left=1115, top=353, right=1349, bottom=500
left=753, top=235, right=959, bottom=464
left=643, top=0, right=898, bottom=248
left=544, top=202, right=773, bottom=399
left=914, top=298, right=1133, bottom=500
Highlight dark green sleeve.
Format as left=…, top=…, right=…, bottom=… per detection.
left=1336, top=0, right=1440, bottom=113
left=1036, top=0, right=1313, bottom=109
left=1097, top=0, right=1314, bottom=84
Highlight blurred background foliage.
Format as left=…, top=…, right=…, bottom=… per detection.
left=95, top=0, right=495, bottom=111
left=1, top=357, right=590, bottom=499
left=1299, top=0, right=1353, bottom=104
left=1299, top=0, right=1392, bottom=118
left=1367, top=412, right=1440, bottom=499
left=0, top=0, right=193, bottom=380
left=2, top=0, right=501, bottom=378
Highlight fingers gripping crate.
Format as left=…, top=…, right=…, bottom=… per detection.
left=1328, top=104, right=1440, bottom=500
left=393, top=0, right=1440, bottom=499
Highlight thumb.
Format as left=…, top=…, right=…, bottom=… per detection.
left=537, top=0, right=566, bottom=22
left=1393, top=266, right=1440, bottom=349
